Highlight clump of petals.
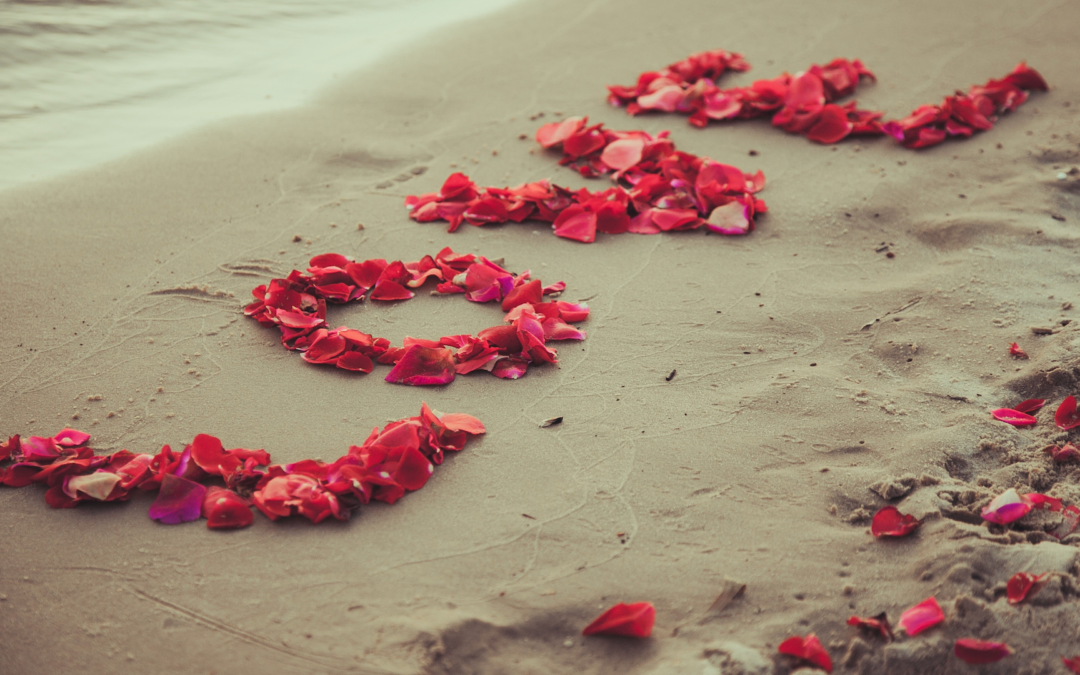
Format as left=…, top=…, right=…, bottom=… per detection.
left=898, top=597, right=944, bottom=636
left=581, top=602, right=655, bottom=638
left=778, top=634, right=832, bottom=673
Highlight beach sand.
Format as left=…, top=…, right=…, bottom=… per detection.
left=2, top=0, right=1080, bottom=673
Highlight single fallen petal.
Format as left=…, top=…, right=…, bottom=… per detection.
left=981, top=488, right=1032, bottom=525
left=202, top=487, right=254, bottom=530
left=52, top=428, right=91, bottom=447
left=1064, top=656, right=1080, bottom=674
left=581, top=602, right=655, bottom=638
left=991, top=408, right=1037, bottom=426
left=539, top=416, right=563, bottom=428
left=871, top=505, right=921, bottom=537
left=1009, top=342, right=1028, bottom=358
left=1006, top=572, right=1048, bottom=605
left=954, top=639, right=1013, bottom=665
left=149, top=474, right=207, bottom=525
left=847, top=612, right=894, bottom=641
left=898, top=597, right=944, bottom=636
left=1013, top=398, right=1045, bottom=414
left=778, top=634, right=832, bottom=673
left=1056, top=396, right=1080, bottom=430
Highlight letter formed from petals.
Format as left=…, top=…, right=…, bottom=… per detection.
left=778, top=634, right=832, bottom=673
left=581, top=602, right=655, bottom=638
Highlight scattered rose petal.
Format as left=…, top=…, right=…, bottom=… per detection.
left=1064, top=656, right=1080, bottom=673
left=1044, top=443, right=1080, bottom=463
left=1013, top=398, right=1045, bottom=414
left=991, top=408, right=1037, bottom=426
left=1056, top=395, right=1080, bottom=430
left=954, top=638, right=1013, bottom=665
left=581, top=602, right=655, bottom=638
left=778, top=634, right=832, bottom=673
left=148, top=474, right=207, bottom=524
left=1006, top=572, right=1048, bottom=605
left=847, top=612, right=894, bottom=641
left=898, top=597, right=944, bottom=636
left=1009, top=342, right=1028, bottom=358
left=981, top=488, right=1032, bottom=525
left=871, top=505, right=921, bottom=537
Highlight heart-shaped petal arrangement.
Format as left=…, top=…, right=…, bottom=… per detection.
left=244, top=248, right=588, bottom=385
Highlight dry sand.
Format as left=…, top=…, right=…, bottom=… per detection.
left=3, top=0, right=1080, bottom=673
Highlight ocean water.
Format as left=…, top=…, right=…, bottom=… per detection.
left=0, top=0, right=520, bottom=193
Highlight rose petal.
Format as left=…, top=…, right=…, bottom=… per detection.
left=847, top=612, right=893, bottom=641
left=1009, top=342, right=1028, bottom=358
left=52, top=428, right=91, bottom=447
left=149, top=474, right=207, bottom=525
left=898, top=597, right=944, bottom=636
left=1056, top=395, right=1080, bottom=430
left=1065, top=656, right=1080, bottom=674
left=1006, top=572, right=1048, bottom=605
left=581, top=602, right=655, bottom=638
left=1013, top=398, right=1045, bottom=414
left=981, top=488, right=1032, bottom=525
left=384, top=345, right=456, bottom=386
left=201, top=487, right=254, bottom=530
left=954, top=638, right=1013, bottom=665
left=991, top=408, right=1037, bottom=426
left=778, top=634, right=832, bottom=673
left=871, top=505, right=921, bottom=537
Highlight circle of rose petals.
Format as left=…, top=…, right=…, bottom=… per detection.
left=0, top=404, right=485, bottom=527
left=244, top=248, right=589, bottom=385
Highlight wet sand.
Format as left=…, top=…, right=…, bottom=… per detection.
left=2, top=0, right=1080, bottom=673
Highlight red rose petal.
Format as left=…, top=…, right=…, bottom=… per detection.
left=384, top=345, right=457, bottom=386
left=52, top=428, right=91, bottom=447
left=1056, top=396, right=1080, bottom=430
left=202, top=487, right=254, bottom=530
left=898, top=597, right=944, bottom=636
left=991, top=408, right=1037, bottom=426
left=1009, top=342, right=1028, bottom=358
left=954, top=638, right=1013, bottom=665
left=148, top=474, right=207, bottom=525
left=847, top=612, right=894, bottom=641
left=871, top=505, right=921, bottom=537
left=778, top=634, right=832, bottom=673
left=1064, top=656, right=1080, bottom=673
left=581, top=602, right=655, bottom=638
left=805, top=104, right=854, bottom=144
left=1006, top=571, right=1048, bottom=605
left=1013, top=398, right=1045, bottom=414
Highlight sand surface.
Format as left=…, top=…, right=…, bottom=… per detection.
left=3, top=0, right=1080, bottom=673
